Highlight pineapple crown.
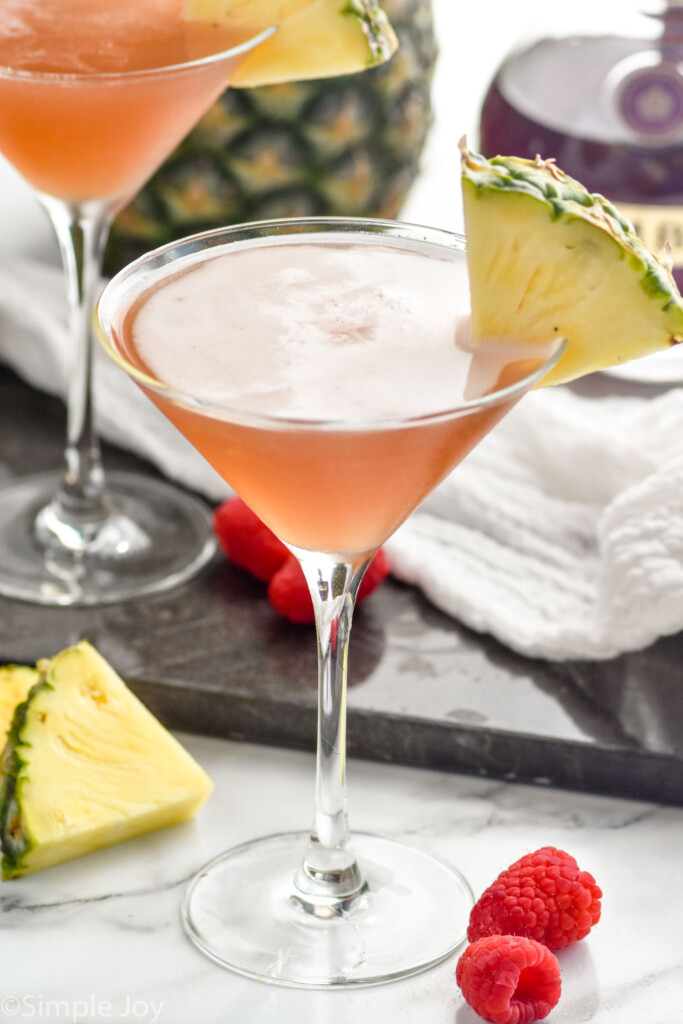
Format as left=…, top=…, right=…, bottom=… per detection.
left=459, top=139, right=681, bottom=305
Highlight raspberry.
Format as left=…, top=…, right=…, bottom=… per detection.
left=267, top=556, right=312, bottom=623
left=268, top=549, right=390, bottom=624
left=456, top=935, right=561, bottom=1024
left=213, top=498, right=289, bottom=582
left=468, top=847, right=602, bottom=952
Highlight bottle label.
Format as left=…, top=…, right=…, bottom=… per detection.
left=617, top=61, right=683, bottom=142
left=617, top=202, right=683, bottom=268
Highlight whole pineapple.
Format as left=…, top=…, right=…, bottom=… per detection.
left=104, top=0, right=436, bottom=274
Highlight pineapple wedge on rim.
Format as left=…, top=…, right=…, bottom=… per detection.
left=0, top=641, right=213, bottom=879
left=185, top=0, right=398, bottom=87
left=460, top=141, right=683, bottom=387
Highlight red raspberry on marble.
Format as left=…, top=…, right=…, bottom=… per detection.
left=468, top=847, right=602, bottom=952
left=456, top=935, right=561, bottom=1024
left=268, top=549, right=390, bottom=624
left=213, top=497, right=289, bottom=582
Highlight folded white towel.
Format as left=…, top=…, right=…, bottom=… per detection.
left=2, top=256, right=683, bottom=661
left=385, top=387, right=683, bottom=660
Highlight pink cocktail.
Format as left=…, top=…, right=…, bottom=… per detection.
left=97, top=217, right=563, bottom=987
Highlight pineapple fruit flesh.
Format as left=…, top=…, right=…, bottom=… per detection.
left=0, top=642, right=212, bottom=879
left=187, top=0, right=314, bottom=25
left=461, top=143, right=683, bottom=386
left=185, top=0, right=398, bottom=87
left=105, top=0, right=436, bottom=275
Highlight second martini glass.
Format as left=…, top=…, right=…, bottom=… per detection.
left=0, top=1, right=272, bottom=605
left=97, top=217, right=564, bottom=987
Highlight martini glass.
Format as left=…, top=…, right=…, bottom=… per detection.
left=96, top=217, right=564, bottom=987
left=0, top=1, right=272, bottom=605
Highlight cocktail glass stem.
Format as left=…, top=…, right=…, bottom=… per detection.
left=35, top=197, right=115, bottom=552
left=0, top=192, right=215, bottom=605
left=292, top=553, right=371, bottom=914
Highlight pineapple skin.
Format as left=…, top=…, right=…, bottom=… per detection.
left=0, top=642, right=213, bottom=879
left=0, top=666, right=40, bottom=742
left=104, top=0, right=436, bottom=274
left=461, top=145, right=683, bottom=386
left=0, top=681, right=42, bottom=876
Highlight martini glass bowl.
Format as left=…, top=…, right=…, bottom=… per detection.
left=0, top=9, right=272, bottom=605
left=96, top=217, right=564, bottom=987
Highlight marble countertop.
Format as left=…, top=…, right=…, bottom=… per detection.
left=1, top=733, right=678, bottom=1024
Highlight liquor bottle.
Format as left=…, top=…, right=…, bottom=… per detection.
left=479, top=1, right=683, bottom=289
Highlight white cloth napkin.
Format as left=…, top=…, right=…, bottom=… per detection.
left=384, top=386, right=683, bottom=660
left=3, top=255, right=683, bottom=662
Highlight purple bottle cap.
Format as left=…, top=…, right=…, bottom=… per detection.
left=618, top=60, right=683, bottom=140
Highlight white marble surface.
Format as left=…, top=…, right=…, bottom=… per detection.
left=0, top=733, right=679, bottom=1023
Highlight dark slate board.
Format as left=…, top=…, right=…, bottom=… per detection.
left=1, top=365, right=681, bottom=806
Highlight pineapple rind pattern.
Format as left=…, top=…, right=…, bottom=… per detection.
left=461, top=143, right=683, bottom=385
left=104, top=0, right=436, bottom=274
left=0, top=664, right=40, bottom=742
left=343, top=0, right=396, bottom=65
left=0, top=678, right=48, bottom=877
left=462, top=145, right=683, bottom=313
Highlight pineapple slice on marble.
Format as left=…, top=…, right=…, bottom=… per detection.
left=185, top=0, right=398, bottom=87
left=0, top=642, right=212, bottom=879
left=460, top=141, right=683, bottom=386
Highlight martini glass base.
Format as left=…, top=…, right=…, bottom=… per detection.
left=0, top=470, right=216, bottom=606
left=182, top=831, right=474, bottom=988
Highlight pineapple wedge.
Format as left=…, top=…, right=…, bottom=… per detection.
left=187, top=0, right=314, bottom=23
left=0, top=642, right=212, bottom=879
left=0, top=666, right=39, bottom=741
left=460, top=141, right=683, bottom=386
left=185, top=0, right=398, bottom=87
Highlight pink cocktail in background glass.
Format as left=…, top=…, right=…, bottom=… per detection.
left=0, top=0, right=271, bottom=605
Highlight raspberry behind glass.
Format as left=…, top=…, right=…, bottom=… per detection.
left=213, top=497, right=289, bottom=582
left=214, top=496, right=390, bottom=622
